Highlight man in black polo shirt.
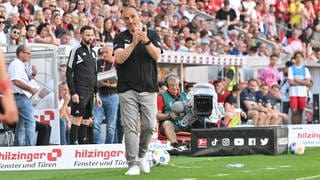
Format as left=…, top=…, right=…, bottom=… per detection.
left=255, top=84, right=273, bottom=125
left=257, top=84, right=288, bottom=125
left=113, top=6, right=162, bottom=176
left=240, top=79, right=266, bottom=126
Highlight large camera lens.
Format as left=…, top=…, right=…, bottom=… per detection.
left=194, top=95, right=213, bottom=116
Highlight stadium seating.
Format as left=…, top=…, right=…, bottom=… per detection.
left=157, top=125, right=191, bottom=143
left=0, top=122, right=14, bottom=146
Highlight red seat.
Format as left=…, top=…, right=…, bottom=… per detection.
left=157, top=125, right=191, bottom=143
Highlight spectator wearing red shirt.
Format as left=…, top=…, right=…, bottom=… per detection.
left=203, top=0, right=221, bottom=14
left=275, top=0, right=290, bottom=23
left=285, top=29, right=303, bottom=54
left=17, top=7, right=31, bottom=28
left=61, top=12, right=74, bottom=31
left=213, top=80, right=230, bottom=103
left=314, top=0, right=320, bottom=15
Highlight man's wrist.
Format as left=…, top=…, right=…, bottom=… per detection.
left=167, top=113, right=171, bottom=119
left=143, top=40, right=151, bottom=45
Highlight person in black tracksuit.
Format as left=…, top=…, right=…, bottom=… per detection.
left=66, top=25, right=102, bottom=145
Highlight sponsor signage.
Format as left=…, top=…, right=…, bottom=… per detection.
left=148, top=132, right=171, bottom=151
left=34, top=109, right=60, bottom=144
left=288, top=124, right=320, bottom=147
left=191, top=126, right=288, bottom=156
left=0, top=144, right=127, bottom=171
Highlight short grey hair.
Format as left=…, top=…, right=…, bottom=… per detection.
left=165, top=73, right=180, bottom=84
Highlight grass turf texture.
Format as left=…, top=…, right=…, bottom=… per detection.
left=2, top=147, right=320, bottom=180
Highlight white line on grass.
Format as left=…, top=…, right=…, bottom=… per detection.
left=215, top=174, right=229, bottom=177
left=278, top=165, right=292, bottom=168
left=296, top=174, right=320, bottom=180
left=181, top=178, right=197, bottom=180
left=169, top=164, right=201, bottom=169
left=241, top=170, right=253, bottom=173
left=262, top=165, right=291, bottom=171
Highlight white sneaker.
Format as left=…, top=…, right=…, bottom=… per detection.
left=171, top=144, right=189, bottom=152
left=139, top=157, right=150, bottom=173
left=124, top=165, right=140, bottom=175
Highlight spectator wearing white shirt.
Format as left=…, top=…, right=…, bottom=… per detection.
left=0, top=15, right=7, bottom=46
left=288, top=51, right=311, bottom=124
left=8, top=45, right=38, bottom=146
left=250, top=1, right=264, bottom=34
left=69, top=26, right=81, bottom=47
left=1, top=0, right=19, bottom=15
left=240, top=0, right=256, bottom=23
left=0, top=5, right=8, bottom=21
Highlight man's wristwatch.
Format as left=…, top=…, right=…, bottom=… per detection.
left=143, top=40, right=151, bottom=45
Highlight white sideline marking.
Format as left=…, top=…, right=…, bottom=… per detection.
left=215, top=174, right=229, bottom=177
left=170, top=164, right=201, bottom=169
left=241, top=170, right=253, bottom=173
left=296, top=174, right=320, bottom=180
left=263, top=165, right=292, bottom=170
left=181, top=178, right=197, bottom=180
left=278, top=165, right=292, bottom=168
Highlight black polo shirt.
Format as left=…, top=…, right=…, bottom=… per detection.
left=113, top=29, right=162, bottom=93
left=240, top=88, right=257, bottom=113
left=255, top=91, right=271, bottom=106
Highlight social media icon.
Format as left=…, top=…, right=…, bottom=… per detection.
left=222, top=138, right=230, bottom=146
left=260, top=138, right=269, bottom=146
left=234, top=138, right=244, bottom=146
left=211, top=138, right=218, bottom=146
left=248, top=138, right=256, bottom=146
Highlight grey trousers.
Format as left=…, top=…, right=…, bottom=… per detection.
left=119, top=90, right=157, bottom=167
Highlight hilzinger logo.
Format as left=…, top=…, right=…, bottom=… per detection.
left=0, top=148, right=62, bottom=162
left=74, top=149, right=125, bottom=160
left=47, top=149, right=62, bottom=161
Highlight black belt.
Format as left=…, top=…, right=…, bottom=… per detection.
left=14, top=93, right=26, bottom=96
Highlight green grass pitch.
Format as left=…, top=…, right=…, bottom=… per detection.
left=2, top=147, right=320, bottom=180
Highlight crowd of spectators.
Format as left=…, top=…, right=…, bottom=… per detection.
left=0, top=0, right=319, bottom=64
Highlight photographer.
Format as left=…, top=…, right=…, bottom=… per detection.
left=156, top=74, right=189, bottom=151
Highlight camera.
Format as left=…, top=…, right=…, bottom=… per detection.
left=172, top=83, right=223, bottom=127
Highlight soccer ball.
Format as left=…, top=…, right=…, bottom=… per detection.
left=152, top=149, right=170, bottom=165
left=289, top=142, right=305, bottom=155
